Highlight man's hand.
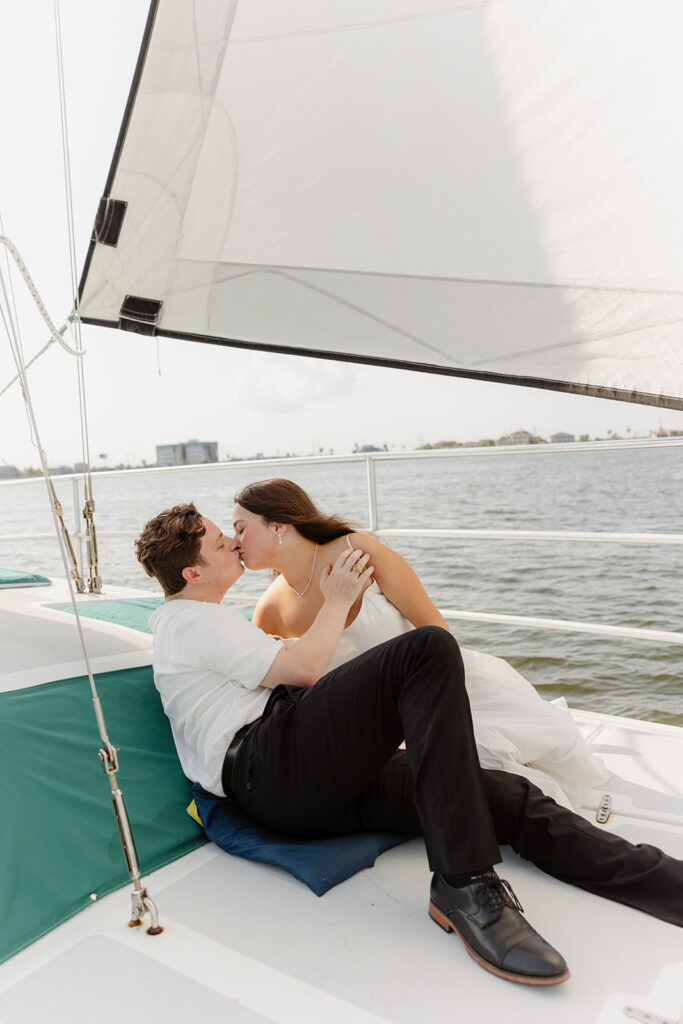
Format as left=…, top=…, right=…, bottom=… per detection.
left=260, top=548, right=374, bottom=690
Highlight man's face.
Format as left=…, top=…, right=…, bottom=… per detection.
left=195, top=517, right=244, bottom=591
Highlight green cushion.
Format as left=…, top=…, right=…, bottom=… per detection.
left=54, top=599, right=252, bottom=633
left=0, top=666, right=205, bottom=965
left=55, top=597, right=164, bottom=633
left=0, top=568, right=50, bottom=588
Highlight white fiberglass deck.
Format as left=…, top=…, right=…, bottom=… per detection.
left=1, top=803, right=682, bottom=1024
left=0, top=580, right=152, bottom=690
left=1, top=579, right=683, bottom=1022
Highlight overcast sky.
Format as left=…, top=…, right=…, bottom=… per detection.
left=1, top=1, right=681, bottom=470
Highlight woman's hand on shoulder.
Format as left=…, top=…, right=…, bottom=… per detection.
left=319, top=546, right=374, bottom=608
left=347, top=532, right=449, bottom=631
left=261, top=548, right=374, bottom=691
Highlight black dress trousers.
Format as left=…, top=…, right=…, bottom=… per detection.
left=231, top=627, right=683, bottom=928
left=232, top=626, right=500, bottom=874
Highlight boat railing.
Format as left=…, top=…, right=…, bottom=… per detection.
left=2, top=437, right=682, bottom=646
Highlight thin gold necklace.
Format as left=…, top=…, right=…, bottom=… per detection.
left=290, top=543, right=318, bottom=598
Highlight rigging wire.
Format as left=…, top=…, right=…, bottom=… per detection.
left=0, top=207, right=21, bottom=352
left=47, top=0, right=158, bottom=929
left=0, top=316, right=75, bottom=401
left=0, top=239, right=86, bottom=589
left=0, top=255, right=90, bottom=599
left=53, top=0, right=100, bottom=591
left=0, top=3, right=160, bottom=931
left=0, top=245, right=161, bottom=934
left=0, top=235, right=80, bottom=356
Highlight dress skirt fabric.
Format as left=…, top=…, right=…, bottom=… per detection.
left=327, top=580, right=608, bottom=808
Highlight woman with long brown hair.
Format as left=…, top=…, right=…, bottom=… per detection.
left=232, top=478, right=608, bottom=809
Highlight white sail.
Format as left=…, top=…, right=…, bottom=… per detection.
left=78, top=0, right=683, bottom=409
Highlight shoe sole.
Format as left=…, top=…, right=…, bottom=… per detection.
left=428, top=901, right=570, bottom=986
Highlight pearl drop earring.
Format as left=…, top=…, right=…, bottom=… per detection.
left=277, top=533, right=282, bottom=545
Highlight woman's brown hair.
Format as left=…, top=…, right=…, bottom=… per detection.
left=234, top=479, right=359, bottom=544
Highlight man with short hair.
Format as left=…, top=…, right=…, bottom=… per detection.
left=137, top=503, right=683, bottom=987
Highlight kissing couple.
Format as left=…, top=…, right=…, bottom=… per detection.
left=136, top=479, right=683, bottom=986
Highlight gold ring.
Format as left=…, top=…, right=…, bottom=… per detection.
left=351, top=564, right=362, bottom=575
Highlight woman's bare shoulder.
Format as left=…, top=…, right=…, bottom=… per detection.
left=318, top=533, right=356, bottom=560
left=347, top=530, right=387, bottom=552
left=252, top=575, right=289, bottom=634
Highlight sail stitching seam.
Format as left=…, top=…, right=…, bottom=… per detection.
left=174, top=258, right=683, bottom=298
left=229, top=2, right=505, bottom=46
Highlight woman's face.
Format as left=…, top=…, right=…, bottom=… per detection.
left=232, top=503, right=278, bottom=570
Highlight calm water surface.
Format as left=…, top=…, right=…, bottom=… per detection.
left=1, top=446, right=681, bottom=725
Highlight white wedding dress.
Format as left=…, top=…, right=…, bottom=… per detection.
left=327, top=579, right=608, bottom=809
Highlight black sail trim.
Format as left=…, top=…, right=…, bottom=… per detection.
left=78, top=316, right=683, bottom=411
left=77, top=0, right=161, bottom=303
left=91, top=198, right=128, bottom=247
left=119, top=295, right=163, bottom=335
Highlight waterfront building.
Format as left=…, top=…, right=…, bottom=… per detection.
left=156, top=440, right=218, bottom=466
left=156, top=443, right=186, bottom=467
left=185, top=440, right=218, bottom=464
left=498, top=429, right=534, bottom=445
left=551, top=432, right=575, bottom=443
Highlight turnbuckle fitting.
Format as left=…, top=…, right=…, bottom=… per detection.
left=98, top=744, right=119, bottom=774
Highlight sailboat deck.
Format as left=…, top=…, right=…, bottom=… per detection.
left=1, top=578, right=682, bottom=1023
left=1, top=827, right=682, bottom=1024
left=0, top=581, right=153, bottom=690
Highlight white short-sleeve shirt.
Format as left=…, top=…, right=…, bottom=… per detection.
left=149, top=599, right=283, bottom=795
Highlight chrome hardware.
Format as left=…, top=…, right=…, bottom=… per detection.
left=102, top=757, right=163, bottom=935
left=52, top=494, right=85, bottom=593
left=129, top=885, right=163, bottom=936
left=83, top=495, right=102, bottom=593
left=596, top=793, right=612, bottom=823
left=98, top=744, right=119, bottom=775
left=623, top=1005, right=678, bottom=1024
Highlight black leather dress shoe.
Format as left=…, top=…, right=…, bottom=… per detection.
left=429, top=871, right=569, bottom=985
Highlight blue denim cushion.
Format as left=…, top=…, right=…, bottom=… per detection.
left=191, top=783, right=408, bottom=897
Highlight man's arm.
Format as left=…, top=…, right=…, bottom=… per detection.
left=259, top=547, right=373, bottom=689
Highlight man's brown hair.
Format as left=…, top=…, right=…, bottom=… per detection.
left=135, top=503, right=206, bottom=596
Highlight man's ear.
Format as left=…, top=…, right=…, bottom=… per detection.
left=181, top=565, right=203, bottom=585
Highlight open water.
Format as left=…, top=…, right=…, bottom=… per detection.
left=1, top=444, right=681, bottom=725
